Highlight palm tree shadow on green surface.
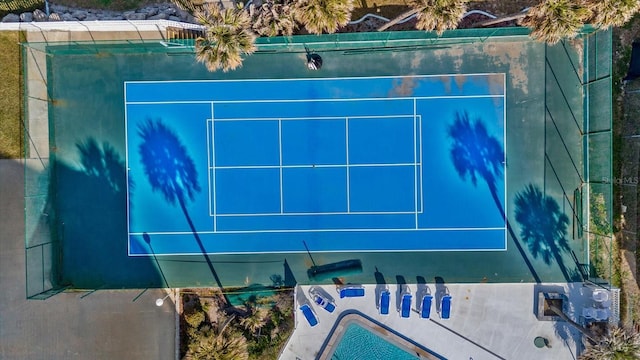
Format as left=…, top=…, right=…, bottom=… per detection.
left=448, top=111, right=542, bottom=283
left=137, top=118, right=228, bottom=302
left=58, top=139, right=160, bottom=289
left=77, top=137, right=136, bottom=215
left=514, top=184, right=576, bottom=282
left=77, top=138, right=127, bottom=193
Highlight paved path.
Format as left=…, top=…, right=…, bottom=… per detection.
left=0, top=159, right=177, bottom=360
left=281, top=283, right=592, bottom=360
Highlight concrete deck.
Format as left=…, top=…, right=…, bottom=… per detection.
left=281, top=283, right=600, bottom=360
left=0, top=159, right=178, bottom=360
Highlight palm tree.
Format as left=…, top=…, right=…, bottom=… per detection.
left=580, top=327, right=640, bottom=360
left=184, top=308, right=206, bottom=329
left=292, top=0, right=354, bottom=34
left=411, top=0, right=467, bottom=35
left=448, top=111, right=542, bottom=282
left=249, top=0, right=296, bottom=37
left=137, top=119, right=229, bottom=302
left=188, top=320, right=249, bottom=360
left=378, top=0, right=466, bottom=34
left=585, top=0, right=640, bottom=28
left=521, top=0, right=591, bottom=44
left=514, top=184, right=574, bottom=281
left=240, top=307, right=268, bottom=335
left=195, top=3, right=256, bottom=72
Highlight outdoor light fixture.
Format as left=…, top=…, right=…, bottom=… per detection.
left=155, top=293, right=171, bottom=306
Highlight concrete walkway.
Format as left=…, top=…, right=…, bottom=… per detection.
left=0, top=159, right=177, bottom=360
left=0, top=21, right=210, bottom=359
left=281, top=283, right=594, bottom=360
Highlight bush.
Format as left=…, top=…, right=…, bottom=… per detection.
left=184, top=309, right=205, bottom=329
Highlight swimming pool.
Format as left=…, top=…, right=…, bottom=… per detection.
left=330, top=322, right=418, bottom=360
left=318, top=312, right=444, bottom=360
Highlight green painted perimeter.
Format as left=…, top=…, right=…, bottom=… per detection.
left=24, top=28, right=610, bottom=290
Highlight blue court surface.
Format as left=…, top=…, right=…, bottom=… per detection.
left=125, top=74, right=506, bottom=255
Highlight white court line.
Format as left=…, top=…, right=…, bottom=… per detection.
left=209, top=163, right=421, bottom=170
left=224, top=208, right=417, bottom=215
left=208, top=115, right=419, bottom=221
left=279, top=118, right=284, bottom=214
left=209, top=114, right=417, bottom=124
left=204, top=114, right=415, bottom=121
left=130, top=226, right=507, bottom=236
left=208, top=114, right=420, bottom=221
left=345, top=117, right=350, bottom=213
left=124, top=73, right=506, bottom=86
left=211, top=104, right=217, bottom=232
left=208, top=116, right=423, bottom=219
left=125, top=94, right=505, bottom=106
left=206, top=119, right=213, bottom=217
left=419, top=115, right=424, bottom=213
left=130, top=245, right=509, bottom=257
left=413, top=99, right=418, bottom=229
left=124, top=82, right=131, bottom=256
left=502, top=73, right=508, bottom=247
left=213, top=210, right=420, bottom=216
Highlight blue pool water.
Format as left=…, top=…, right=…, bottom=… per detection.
left=331, top=323, right=418, bottom=360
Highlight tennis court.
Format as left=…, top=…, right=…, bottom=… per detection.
left=21, top=28, right=612, bottom=292
left=125, top=74, right=506, bottom=255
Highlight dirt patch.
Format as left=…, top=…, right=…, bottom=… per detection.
left=466, top=0, right=537, bottom=18
left=388, top=76, right=417, bottom=97
left=543, top=298, right=564, bottom=317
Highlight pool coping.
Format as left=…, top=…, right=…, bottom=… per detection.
left=316, top=309, right=446, bottom=360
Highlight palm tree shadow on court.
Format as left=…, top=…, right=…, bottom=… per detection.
left=448, top=111, right=542, bottom=283
left=514, top=184, right=576, bottom=282
left=137, top=118, right=228, bottom=302
left=448, top=111, right=504, bottom=207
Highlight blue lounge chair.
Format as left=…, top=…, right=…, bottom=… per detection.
left=379, top=290, right=390, bottom=315
left=441, top=295, right=452, bottom=319
left=300, top=304, right=318, bottom=327
left=421, top=295, right=433, bottom=319
left=401, top=294, right=412, bottom=318
left=314, top=295, right=336, bottom=313
left=339, top=286, right=365, bottom=298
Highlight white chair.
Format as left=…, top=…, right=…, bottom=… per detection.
left=582, top=307, right=597, bottom=319
left=595, top=308, right=610, bottom=321
left=592, top=289, right=609, bottom=303
left=600, top=299, right=612, bottom=308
